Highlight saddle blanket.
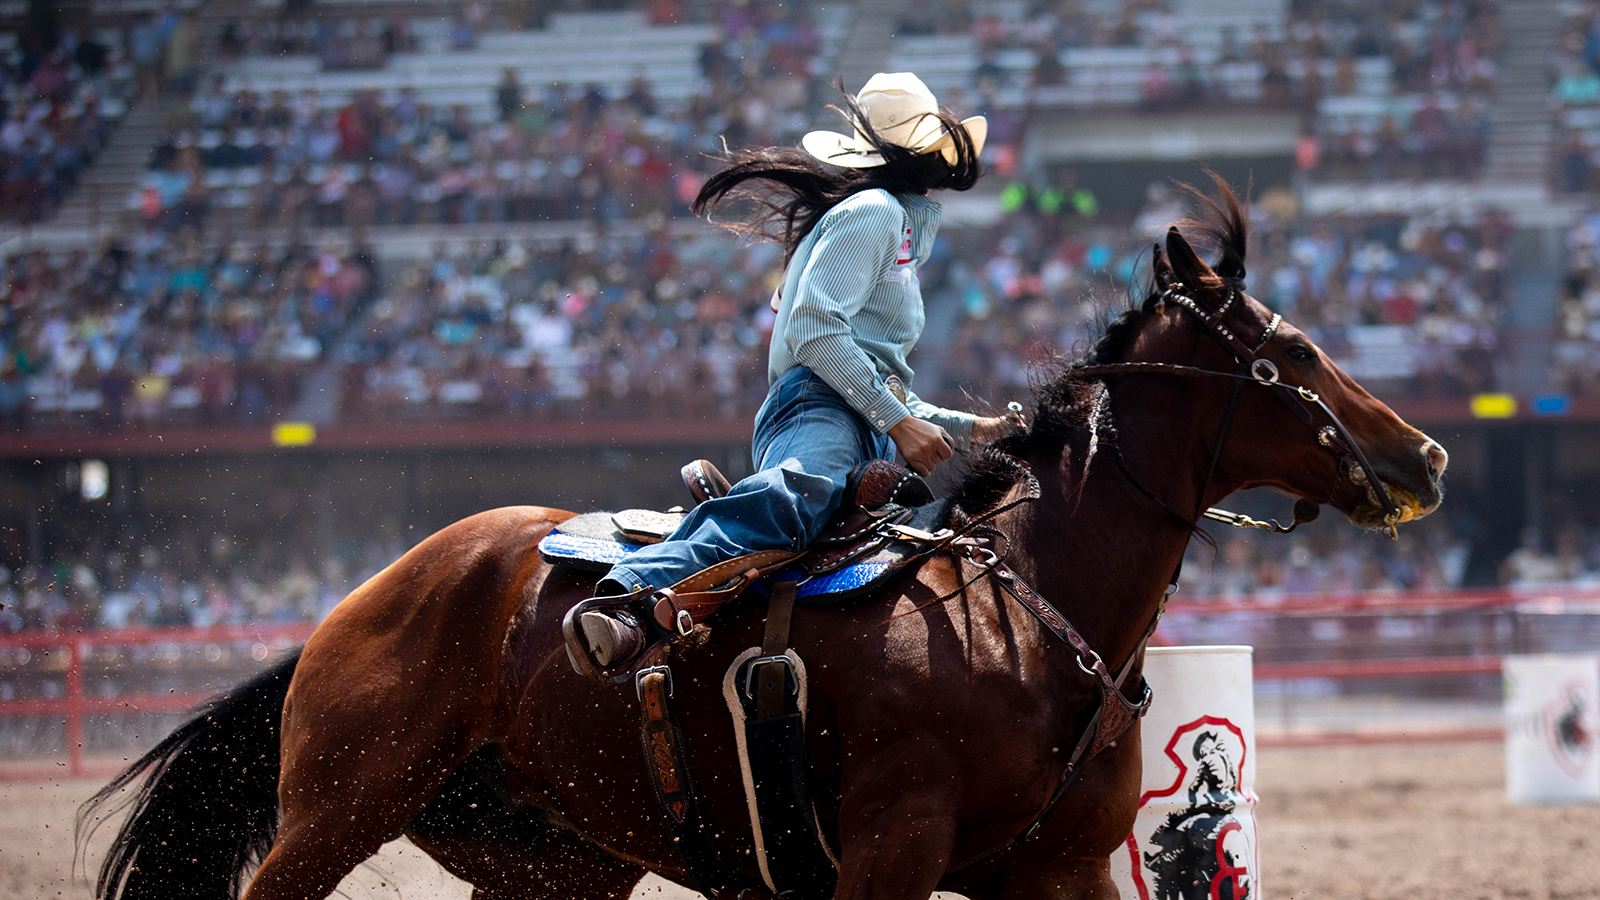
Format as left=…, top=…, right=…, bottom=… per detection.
left=538, top=509, right=942, bottom=605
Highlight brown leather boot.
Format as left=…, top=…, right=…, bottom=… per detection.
left=576, top=608, right=643, bottom=668
left=563, top=585, right=653, bottom=682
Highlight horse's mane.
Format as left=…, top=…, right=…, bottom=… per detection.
left=951, top=177, right=1249, bottom=518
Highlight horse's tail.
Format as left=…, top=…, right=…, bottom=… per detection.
left=77, top=648, right=301, bottom=900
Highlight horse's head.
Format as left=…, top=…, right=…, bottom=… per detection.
left=1104, top=186, right=1446, bottom=533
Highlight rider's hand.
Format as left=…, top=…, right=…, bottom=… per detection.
left=888, top=416, right=954, bottom=477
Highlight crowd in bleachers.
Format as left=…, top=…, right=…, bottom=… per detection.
left=137, top=0, right=835, bottom=229
left=0, top=522, right=400, bottom=633
left=939, top=182, right=1512, bottom=404
left=1554, top=0, right=1600, bottom=193
left=0, top=222, right=786, bottom=428
left=0, top=235, right=378, bottom=429
left=2, top=179, right=1519, bottom=430
left=1, top=28, right=132, bottom=223
left=143, top=81, right=708, bottom=229
left=891, top=0, right=1500, bottom=179
left=335, top=231, right=774, bottom=422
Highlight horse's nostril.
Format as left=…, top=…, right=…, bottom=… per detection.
left=1424, top=442, right=1448, bottom=478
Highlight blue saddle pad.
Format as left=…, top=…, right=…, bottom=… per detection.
left=538, top=512, right=899, bottom=604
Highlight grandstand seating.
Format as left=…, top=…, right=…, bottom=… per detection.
left=888, top=0, right=1499, bottom=177
left=109, top=5, right=853, bottom=226
left=217, top=14, right=720, bottom=109
left=0, top=0, right=1585, bottom=638
left=0, top=26, right=133, bottom=223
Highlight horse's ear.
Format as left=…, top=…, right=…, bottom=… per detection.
left=1149, top=245, right=1172, bottom=312
left=1151, top=244, right=1172, bottom=286
left=1165, top=227, right=1215, bottom=286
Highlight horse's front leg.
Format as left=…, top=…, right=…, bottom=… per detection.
left=831, top=751, right=960, bottom=900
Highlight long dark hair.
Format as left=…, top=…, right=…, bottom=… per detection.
left=692, top=88, right=983, bottom=262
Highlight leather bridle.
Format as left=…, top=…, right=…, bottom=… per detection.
left=1074, top=281, right=1404, bottom=541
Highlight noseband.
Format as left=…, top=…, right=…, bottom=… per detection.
left=1074, top=281, right=1403, bottom=541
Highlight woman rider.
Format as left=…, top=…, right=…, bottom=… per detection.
left=568, top=73, right=1017, bottom=676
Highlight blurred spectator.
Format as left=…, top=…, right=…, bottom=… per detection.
left=496, top=68, right=523, bottom=122
left=1551, top=209, right=1600, bottom=392
left=0, top=33, right=130, bottom=223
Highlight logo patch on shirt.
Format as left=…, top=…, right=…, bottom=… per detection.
left=885, top=267, right=918, bottom=287
left=896, top=225, right=913, bottom=265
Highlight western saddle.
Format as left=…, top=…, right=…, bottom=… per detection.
left=560, top=457, right=946, bottom=684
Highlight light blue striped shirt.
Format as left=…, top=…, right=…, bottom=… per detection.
left=768, top=189, right=976, bottom=451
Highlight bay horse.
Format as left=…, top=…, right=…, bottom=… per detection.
left=80, top=185, right=1446, bottom=900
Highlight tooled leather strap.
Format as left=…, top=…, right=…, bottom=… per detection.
left=651, top=551, right=800, bottom=631
left=638, top=668, right=751, bottom=897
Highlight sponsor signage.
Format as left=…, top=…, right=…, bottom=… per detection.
left=271, top=422, right=317, bottom=447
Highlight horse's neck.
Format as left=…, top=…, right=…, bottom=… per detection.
left=1004, top=424, right=1211, bottom=673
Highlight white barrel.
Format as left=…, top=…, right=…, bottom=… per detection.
left=1111, top=645, right=1258, bottom=900
left=1504, top=653, right=1600, bottom=804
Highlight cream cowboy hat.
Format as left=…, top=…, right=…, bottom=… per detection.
left=801, top=72, right=987, bottom=169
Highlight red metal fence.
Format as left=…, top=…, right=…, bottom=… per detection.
left=3, top=585, right=1599, bottom=778
left=0, top=623, right=314, bottom=779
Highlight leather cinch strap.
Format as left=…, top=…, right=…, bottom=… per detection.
left=754, top=580, right=797, bottom=720
left=740, top=579, right=838, bottom=897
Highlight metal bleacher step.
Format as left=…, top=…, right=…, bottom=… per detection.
left=36, top=101, right=162, bottom=233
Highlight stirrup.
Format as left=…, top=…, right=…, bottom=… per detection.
left=562, top=587, right=653, bottom=684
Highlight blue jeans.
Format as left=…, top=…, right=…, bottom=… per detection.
left=604, top=366, right=894, bottom=594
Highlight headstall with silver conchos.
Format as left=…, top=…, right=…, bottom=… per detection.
left=1074, top=281, right=1403, bottom=540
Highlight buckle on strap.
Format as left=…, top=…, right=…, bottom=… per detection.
left=742, top=654, right=797, bottom=701
left=1075, top=648, right=1106, bottom=678
left=636, top=664, right=674, bottom=701
left=1250, top=358, right=1279, bottom=384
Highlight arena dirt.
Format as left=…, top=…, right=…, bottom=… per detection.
left=4, top=741, right=1598, bottom=899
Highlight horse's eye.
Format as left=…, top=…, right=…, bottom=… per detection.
left=1286, top=344, right=1316, bottom=362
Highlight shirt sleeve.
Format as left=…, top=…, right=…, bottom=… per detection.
left=904, top=389, right=977, bottom=453
left=784, top=195, right=912, bottom=433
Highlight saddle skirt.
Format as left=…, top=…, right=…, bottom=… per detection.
left=538, top=500, right=956, bottom=606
